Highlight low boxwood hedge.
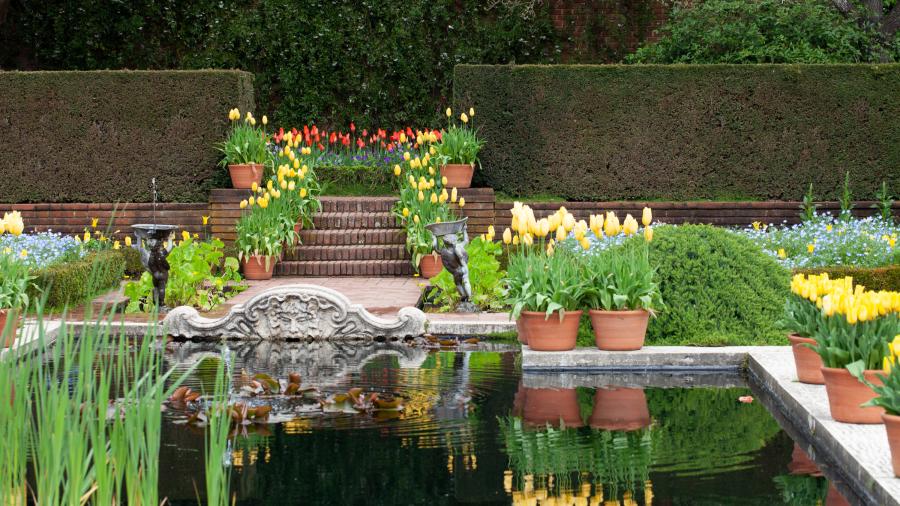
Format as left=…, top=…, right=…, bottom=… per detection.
left=796, top=264, right=900, bottom=291
left=318, top=165, right=394, bottom=196
left=29, top=249, right=126, bottom=309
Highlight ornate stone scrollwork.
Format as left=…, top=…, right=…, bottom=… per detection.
left=162, top=284, right=426, bottom=340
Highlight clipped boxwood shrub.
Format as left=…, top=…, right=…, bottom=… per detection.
left=0, top=70, right=255, bottom=203
left=120, top=246, right=145, bottom=277
left=646, top=225, right=790, bottom=346
left=797, top=265, right=900, bottom=292
left=454, top=64, right=900, bottom=201
left=29, top=250, right=126, bottom=308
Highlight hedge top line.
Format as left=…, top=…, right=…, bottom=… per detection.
left=456, top=63, right=900, bottom=71
left=0, top=69, right=254, bottom=77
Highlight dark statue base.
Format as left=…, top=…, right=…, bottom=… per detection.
left=454, top=301, right=478, bottom=313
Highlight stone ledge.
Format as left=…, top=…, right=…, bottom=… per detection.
left=521, top=345, right=784, bottom=371
left=426, top=313, right=515, bottom=336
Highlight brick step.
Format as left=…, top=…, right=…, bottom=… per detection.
left=284, top=244, right=409, bottom=261
left=299, top=229, right=405, bottom=246
left=275, top=260, right=413, bottom=277
left=319, top=196, right=397, bottom=213
left=312, top=211, right=398, bottom=230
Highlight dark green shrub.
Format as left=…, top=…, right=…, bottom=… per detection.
left=120, top=246, right=144, bottom=277
left=0, top=70, right=254, bottom=203
left=796, top=265, right=900, bottom=291
left=318, top=165, right=394, bottom=196
left=29, top=250, right=126, bottom=308
left=453, top=64, right=900, bottom=201
left=628, top=0, right=885, bottom=64
left=646, top=225, right=790, bottom=345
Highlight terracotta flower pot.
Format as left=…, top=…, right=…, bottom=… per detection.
left=441, top=163, right=474, bottom=189
left=516, top=318, right=529, bottom=345
left=228, top=163, right=264, bottom=189
left=419, top=255, right=443, bottom=279
left=519, top=310, right=582, bottom=351
left=821, top=367, right=884, bottom=424
left=788, top=334, right=825, bottom=384
left=589, top=387, right=651, bottom=431
left=0, top=308, right=19, bottom=348
left=523, top=387, right=583, bottom=428
left=788, top=443, right=822, bottom=476
left=242, top=255, right=276, bottom=280
left=883, top=413, right=900, bottom=478
left=589, top=309, right=649, bottom=351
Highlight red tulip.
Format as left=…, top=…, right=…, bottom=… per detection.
left=350, top=122, right=356, bottom=132
left=356, top=138, right=365, bottom=149
left=362, top=129, right=368, bottom=137
left=318, top=143, right=325, bottom=151
left=329, top=132, right=337, bottom=144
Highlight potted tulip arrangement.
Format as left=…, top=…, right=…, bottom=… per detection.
left=583, top=208, right=663, bottom=351
left=811, top=280, right=900, bottom=423
left=235, top=187, right=285, bottom=280
left=854, top=338, right=900, bottom=477
left=219, top=108, right=269, bottom=189
left=0, top=251, right=32, bottom=348
left=267, top=134, right=323, bottom=247
left=779, top=273, right=835, bottom=384
left=392, top=130, right=459, bottom=277
left=435, top=106, right=484, bottom=189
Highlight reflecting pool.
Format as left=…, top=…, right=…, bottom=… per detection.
left=149, top=341, right=854, bottom=505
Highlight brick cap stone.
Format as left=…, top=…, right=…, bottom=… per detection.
left=163, top=284, right=425, bottom=340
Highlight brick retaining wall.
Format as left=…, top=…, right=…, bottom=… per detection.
left=7, top=202, right=208, bottom=236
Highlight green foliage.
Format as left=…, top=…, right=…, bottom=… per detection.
left=839, top=171, right=854, bottom=222
left=217, top=116, right=269, bottom=167
left=0, top=70, right=254, bottom=203
left=319, top=165, right=394, bottom=196
left=453, top=64, right=900, bottom=201
left=427, top=237, right=506, bottom=311
left=628, top=0, right=884, bottom=64
left=124, top=237, right=244, bottom=311
left=645, top=225, right=791, bottom=345
left=0, top=252, right=34, bottom=309
left=798, top=264, right=900, bottom=291
left=861, top=350, right=900, bottom=415
left=773, top=474, right=829, bottom=506
left=801, top=183, right=817, bottom=222
left=436, top=109, right=485, bottom=165
left=1, top=1, right=561, bottom=128
left=582, top=240, right=664, bottom=311
left=120, top=246, right=144, bottom=277
left=813, top=312, right=897, bottom=370
left=777, top=294, right=820, bottom=338
left=875, top=181, right=895, bottom=222
left=506, top=246, right=587, bottom=319
left=29, top=250, right=126, bottom=308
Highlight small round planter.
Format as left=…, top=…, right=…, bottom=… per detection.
left=821, top=367, right=884, bottom=424
left=589, top=309, right=649, bottom=351
left=522, top=387, right=583, bottom=428
left=788, top=334, right=825, bottom=384
left=515, top=318, right=529, bottom=345
left=418, top=255, right=444, bottom=279
left=228, top=163, right=264, bottom=189
left=589, top=387, right=651, bottom=431
left=884, top=413, right=900, bottom=478
left=242, top=255, right=277, bottom=280
left=0, top=308, right=19, bottom=348
left=441, top=163, right=474, bottom=189
left=519, top=310, right=582, bottom=351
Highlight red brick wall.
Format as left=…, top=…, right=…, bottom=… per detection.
left=5, top=202, right=207, bottom=237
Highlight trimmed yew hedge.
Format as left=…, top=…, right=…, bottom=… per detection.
left=0, top=70, right=255, bottom=203
left=454, top=64, right=900, bottom=201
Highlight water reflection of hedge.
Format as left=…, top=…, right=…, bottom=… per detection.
left=645, top=387, right=781, bottom=476
left=500, top=417, right=651, bottom=496
left=773, top=474, right=828, bottom=506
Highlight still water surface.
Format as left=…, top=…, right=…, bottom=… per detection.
left=156, top=340, right=850, bottom=505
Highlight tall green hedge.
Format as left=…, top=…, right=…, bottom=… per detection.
left=0, top=70, right=255, bottom=203
left=454, top=64, right=900, bottom=201
left=0, top=0, right=562, bottom=128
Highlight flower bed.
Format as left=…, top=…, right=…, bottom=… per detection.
left=0, top=232, right=82, bottom=270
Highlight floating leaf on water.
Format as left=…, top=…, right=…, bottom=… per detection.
left=184, top=391, right=201, bottom=402
left=372, top=393, right=404, bottom=411
left=253, top=373, right=280, bottom=393
left=251, top=405, right=272, bottom=419
left=170, top=386, right=190, bottom=402
left=284, top=383, right=300, bottom=396
left=425, top=334, right=439, bottom=343
left=439, top=339, right=456, bottom=347
left=347, top=387, right=363, bottom=404
left=288, top=372, right=301, bottom=385
left=463, top=338, right=479, bottom=344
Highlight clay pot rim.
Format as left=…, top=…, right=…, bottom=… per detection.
left=441, top=162, right=475, bottom=168
left=821, top=366, right=881, bottom=375
left=520, top=309, right=584, bottom=318
left=787, top=333, right=815, bottom=342
left=883, top=412, right=900, bottom=423
left=588, top=309, right=649, bottom=315
left=243, top=254, right=276, bottom=261
left=228, top=162, right=264, bottom=168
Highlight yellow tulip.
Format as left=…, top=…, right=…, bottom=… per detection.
left=622, top=214, right=639, bottom=236
left=446, top=107, right=452, bottom=117
left=19, top=249, right=27, bottom=258
left=436, top=217, right=441, bottom=223
left=512, top=235, right=519, bottom=246
left=258, top=197, right=268, bottom=209
left=546, top=242, right=554, bottom=256
left=280, top=180, right=288, bottom=190
left=885, top=356, right=894, bottom=373
left=580, top=237, right=591, bottom=250
left=430, top=193, right=438, bottom=204
left=413, top=215, right=420, bottom=224
left=262, top=115, right=268, bottom=125
left=91, top=217, right=99, bottom=228
left=240, top=199, right=248, bottom=209
left=503, top=228, right=512, bottom=244
left=300, top=188, right=308, bottom=198
left=451, top=188, right=458, bottom=203
left=418, top=191, right=425, bottom=202
left=251, top=182, right=258, bottom=192
left=402, top=208, right=410, bottom=217
left=523, top=233, right=533, bottom=246
left=394, top=165, right=402, bottom=177
left=644, top=226, right=653, bottom=242
left=181, top=230, right=190, bottom=241
left=125, top=236, right=132, bottom=247
left=642, top=207, right=652, bottom=227
left=460, top=113, right=469, bottom=123
left=469, top=107, right=475, bottom=117
left=778, top=248, right=786, bottom=259
left=604, top=212, right=620, bottom=236
left=807, top=243, right=816, bottom=254
left=248, top=196, right=256, bottom=206
left=458, top=197, right=465, bottom=208
left=404, top=151, right=411, bottom=161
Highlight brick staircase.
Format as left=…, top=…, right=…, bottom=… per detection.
left=275, top=196, right=414, bottom=276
